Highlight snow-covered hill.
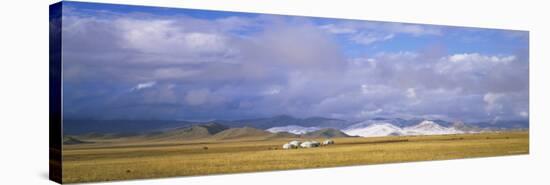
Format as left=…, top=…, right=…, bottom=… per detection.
left=343, top=120, right=464, bottom=137
left=402, top=120, right=463, bottom=135
left=343, top=123, right=403, bottom=137
left=266, top=125, right=321, bottom=134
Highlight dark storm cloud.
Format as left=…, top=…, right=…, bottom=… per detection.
left=61, top=6, right=529, bottom=122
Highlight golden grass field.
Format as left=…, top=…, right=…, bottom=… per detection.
left=62, top=131, right=528, bottom=183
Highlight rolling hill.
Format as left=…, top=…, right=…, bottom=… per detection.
left=212, top=127, right=273, bottom=140
left=147, top=122, right=229, bottom=140
left=266, top=131, right=300, bottom=139
left=64, top=116, right=529, bottom=142
left=63, top=136, right=90, bottom=145
left=63, top=115, right=349, bottom=135
left=303, top=128, right=351, bottom=138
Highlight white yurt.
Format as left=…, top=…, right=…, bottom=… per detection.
left=322, top=139, right=334, bottom=145
left=300, top=141, right=320, bottom=148
left=311, top=141, right=321, bottom=147
left=289, top=140, right=301, bottom=147
left=282, top=143, right=293, bottom=149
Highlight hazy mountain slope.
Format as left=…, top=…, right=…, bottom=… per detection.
left=76, top=132, right=141, bottom=140
left=64, top=115, right=348, bottom=135
left=65, top=116, right=528, bottom=140
left=63, top=136, right=90, bottom=145
left=212, top=127, right=273, bottom=140
left=470, top=120, right=529, bottom=130
left=218, top=115, right=349, bottom=129
left=303, top=128, right=351, bottom=138
left=266, top=125, right=321, bottom=134
left=148, top=123, right=229, bottom=140
left=451, top=121, right=483, bottom=133
left=63, top=120, right=192, bottom=135
left=266, top=131, right=300, bottom=139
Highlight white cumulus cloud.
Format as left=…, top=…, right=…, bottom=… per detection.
left=132, top=81, right=156, bottom=91
left=406, top=88, right=417, bottom=99
left=483, top=92, right=504, bottom=113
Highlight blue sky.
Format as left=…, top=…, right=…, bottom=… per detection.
left=60, top=1, right=529, bottom=123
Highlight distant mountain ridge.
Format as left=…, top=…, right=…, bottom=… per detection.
left=345, top=117, right=454, bottom=128
left=66, top=117, right=529, bottom=145
left=266, top=125, right=321, bottom=134
left=63, top=120, right=192, bottom=135
left=303, top=128, right=350, bottom=138
left=64, top=115, right=349, bottom=135
left=343, top=120, right=477, bottom=137
left=212, top=127, right=273, bottom=140
left=68, top=123, right=352, bottom=143
left=64, top=115, right=528, bottom=136
left=343, top=122, right=403, bottom=137
left=146, top=123, right=229, bottom=140
left=215, top=115, right=349, bottom=129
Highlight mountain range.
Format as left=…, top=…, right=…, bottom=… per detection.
left=214, top=115, right=348, bottom=129
left=266, top=125, right=321, bottom=134
left=63, top=115, right=348, bottom=135
left=343, top=120, right=466, bottom=137
left=266, top=120, right=466, bottom=137
left=64, top=116, right=530, bottom=144
left=68, top=122, right=354, bottom=143
left=263, top=118, right=528, bottom=138
left=64, top=115, right=528, bottom=140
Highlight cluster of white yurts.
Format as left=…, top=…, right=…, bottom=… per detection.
left=282, top=139, right=334, bottom=149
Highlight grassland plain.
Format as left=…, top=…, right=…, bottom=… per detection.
left=62, top=131, right=528, bottom=183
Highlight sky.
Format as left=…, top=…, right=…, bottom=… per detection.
left=60, top=1, right=529, bottom=123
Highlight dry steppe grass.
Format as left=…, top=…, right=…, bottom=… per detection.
left=62, top=131, right=528, bottom=183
